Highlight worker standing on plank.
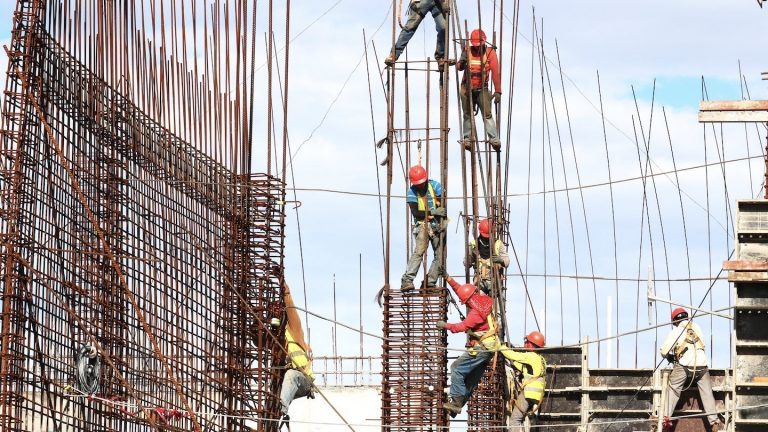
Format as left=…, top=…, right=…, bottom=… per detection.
left=385, top=0, right=450, bottom=66
left=500, top=331, right=548, bottom=430
left=464, top=218, right=509, bottom=295
left=402, top=165, right=446, bottom=292
left=658, top=308, right=723, bottom=432
left=439, top=275, right=497, bottom=416
left=457, top=29, right=502, bottom=151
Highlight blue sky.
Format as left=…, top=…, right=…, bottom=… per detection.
left=0, top=1, right=766, bottom=373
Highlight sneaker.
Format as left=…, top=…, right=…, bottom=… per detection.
left=401, top=280, right=415, bottom=293
left=460, top=139, right=472, bottom=151
left=489, top=138, right=501, bottom=151
left=278, top=413, right=290, bottom=430
left=443, top=395, right=466, bottom=416
left=710, top=420, right=724, bottom=432
left=384, top=55, right=396, bottom=66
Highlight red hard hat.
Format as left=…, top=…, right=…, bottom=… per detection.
left=525, top=331, right=546, bottom=348
left=671, top=307, right=688, bottom=322
left=478, top=219, right=491, bottom=238
left=456, top=283, right=477, bottom=304
left=470, top=29, right=487, bottom=47
left=408, top=165, right=427, bottom=186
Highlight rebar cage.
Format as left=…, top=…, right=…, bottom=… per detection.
left=0, top=1, right=286, bottom=431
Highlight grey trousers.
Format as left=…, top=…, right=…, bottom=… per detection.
left=509, top=393, right=530, bottom=430
left=402, top=222, right=442, bottom=287
left=665, top=364, right=718, bottom=424
left=280, top=369, right=312, bottom=415
left=460, top=86, right=499, bottom=141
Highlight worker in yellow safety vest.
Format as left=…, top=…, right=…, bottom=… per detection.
left=464, top=218, right=509, bottom=294
left=402, top=165, right=447, bottom=292
left=658, top=308, right=723, bottom=432
left=498, top=331, right=548, bottom=430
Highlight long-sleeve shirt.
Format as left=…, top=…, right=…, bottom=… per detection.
left=659, top=319, right=708, bottom=368
left=444, top=277, right=491, bottom=336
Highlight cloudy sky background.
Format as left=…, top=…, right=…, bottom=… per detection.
left=0, top=1, right=765, bottom=376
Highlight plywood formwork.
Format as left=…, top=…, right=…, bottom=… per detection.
left=725, top=200, right=768, bottom=432
left=0, top=1, right=287, bottom=431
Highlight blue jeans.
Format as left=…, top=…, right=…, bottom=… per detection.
left=449, top=349, right=493, bottom=398
left=392, top=0, right=446, bottom=60
left=280, top=369, right=312, bottom=415
left=402, top=222, right=442, bottom=287
left=461, top=87, right=498, bottom=141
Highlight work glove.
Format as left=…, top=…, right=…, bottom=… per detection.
left=493, top=92, right=502, bottom=104
left=431, top=207, right=447, bottom=217
left=492, top=256, right=505, bottom=265
left=436, top=320, right=447, bottom=329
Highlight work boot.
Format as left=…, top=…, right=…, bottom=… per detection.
left=436, top=57, right=456, bottom=67
left=384, top=54, right=396, bottom=67
left=710, top=420, right=724, bottom=432
left=489, top=138, right=501, bottom=151
left=443, top=395, right=466, bottom=417
left=460, top=139, right=472, bottom=151
left=278, top=413, right=290, bottom=430
left=401, top=280, right=415, bottom=293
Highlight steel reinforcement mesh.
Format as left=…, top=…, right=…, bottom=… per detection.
left=0, top=3, right=286, bottom=431
left=381, top=287, right=449, bottom=430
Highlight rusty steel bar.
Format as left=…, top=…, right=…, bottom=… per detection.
left=0, top=1, right=289, bottom=431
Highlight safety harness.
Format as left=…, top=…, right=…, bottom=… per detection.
left=674, top=321, right=705, bottom=361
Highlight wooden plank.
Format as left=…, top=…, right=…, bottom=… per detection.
left=700, top=100, right=768, bottom=111
left=699, top=110, right=768, bottom=123
left=724, top=260, right=768, bottom=270
left=728, top=271, right=768, bottom=282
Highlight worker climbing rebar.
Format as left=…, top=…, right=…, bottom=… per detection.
left=385, top=0, right=451, bottom=66
left=439, top=274, right=498, bottom=417
left=275, top=286, right=316, bottom=431
left=457, top=29, right=502, bottom=151
left=463, top=218, right=510, bottom=295
left=657, top=308, right=724, bottom=432
left=401, top=164, right=446, bottom=292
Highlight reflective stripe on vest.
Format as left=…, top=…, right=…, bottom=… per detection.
left=467, top=51, right=489, bottom=89
left=519, top=354, right=547, bottom=403
left=286, top=330, right=314, bottom=379
left=416, top=183, right=438, bottom=212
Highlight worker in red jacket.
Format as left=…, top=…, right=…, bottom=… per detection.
left=457, top=29, right=502, bottom=151
left=438, top=275, right=497, bottom=416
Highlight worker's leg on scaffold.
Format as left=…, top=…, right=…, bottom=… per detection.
left=449, top=349, right=493, bottom=399
left=664, top=363, right=688, bottom=419
left=477, top=87, right=499, bottom=142
left=280, top=369, right=311, bottom=415
left=694, top=367, right=720, bottom=425
left=460, top=85, right=473, bottom=140
left=509, top=393, right=529, bottom=430
left=429, top=3, right=446, bottom=59
left=426, top=222, right=442, bottom=287
left=392, top=1, right=429, bottom=59
left=402, top=223, right=428, bottom=289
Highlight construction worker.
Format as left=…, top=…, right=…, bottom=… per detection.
left=385, top=0, right=450, bottom=66
left=277, top=286, right=315, bottom=429
left=464, top=218, right=509, bottom=295
left=438, top=275, right=496, bottom=416
left=402, top=164, right=446, bottom=292
left=502, top=331, right=548, bottom=430
left=457, top=29, right=502, bottom=151
left=658, top=308, right=723, bottom=432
